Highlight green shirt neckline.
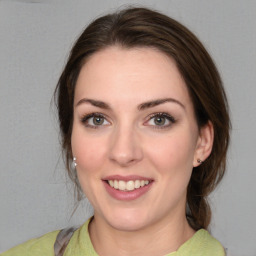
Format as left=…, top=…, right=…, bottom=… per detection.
left=2, top=217, right=225, bottom=256
left=64, top=218, right=225, bottom=256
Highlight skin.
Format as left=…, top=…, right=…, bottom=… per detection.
left=71, top=46, right=213, bottom=256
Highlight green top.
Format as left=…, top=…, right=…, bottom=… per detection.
left=2, top=219, right=225, bottom=256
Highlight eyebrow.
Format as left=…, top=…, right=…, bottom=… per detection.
left=75, top=98, right=185, bottom=110
left=138, top=98, right=185, bottom=110
left=76, top=98, right=110, bottom=109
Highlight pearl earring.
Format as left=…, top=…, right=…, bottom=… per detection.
left=72, top=157, right=77, bottom=169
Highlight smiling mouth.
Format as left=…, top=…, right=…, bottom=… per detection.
left=107, top=180, right=151, bottom=191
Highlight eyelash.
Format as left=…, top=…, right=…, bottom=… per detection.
left=145, top=112, right=176, bottom=129
left=80, top=112, right=176, bottom=129
left=80, top=112, right=109, bottom=129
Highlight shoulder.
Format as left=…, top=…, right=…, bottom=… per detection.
left=1, top=218, right=94, bottom=256
left=197, top=229, right=225, bottom=255
left=177, top=229, right=225, bottom=256
left=1, top=230, right=59, bottom=256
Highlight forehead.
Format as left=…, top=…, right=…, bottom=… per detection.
left=75, top=46, right=192, bottom=109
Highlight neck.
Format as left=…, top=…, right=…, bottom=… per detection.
left=89, top=214, right=195, bottom=256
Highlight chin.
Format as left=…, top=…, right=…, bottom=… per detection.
left=110, top=219, right=147, bottom=232
left=104, top=209, right=150, bottom=232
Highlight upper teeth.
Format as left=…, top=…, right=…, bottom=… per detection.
left=108, top=180, right=150, bottom=191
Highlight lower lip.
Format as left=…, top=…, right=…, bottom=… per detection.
left=103, top=181, right=153, bottom=201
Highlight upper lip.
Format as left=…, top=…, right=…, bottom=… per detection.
left=103, top=175, right=153, bottom=181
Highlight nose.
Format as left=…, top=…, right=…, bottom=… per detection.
left=109, top=125, right=143, bottom=167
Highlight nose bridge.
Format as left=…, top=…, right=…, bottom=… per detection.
left=109, top=121, right=143, bottom=166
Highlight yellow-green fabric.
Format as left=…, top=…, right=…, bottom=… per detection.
left=2, top=218, right=225, bottom=256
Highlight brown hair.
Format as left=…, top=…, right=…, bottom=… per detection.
left=55, top=7, right=230, bottom=230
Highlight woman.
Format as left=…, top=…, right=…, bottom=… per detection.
left=3, top=7, right=230, bottom=256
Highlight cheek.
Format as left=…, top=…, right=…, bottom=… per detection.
left=145, top=132, right=196, bottom=174
left=71, top=129, right=107, bottom=174
left=71, top=129, right=108, bottom=199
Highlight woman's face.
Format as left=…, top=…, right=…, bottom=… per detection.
left=71, top=46, right=211, bottom=231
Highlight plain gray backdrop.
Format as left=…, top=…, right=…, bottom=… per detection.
left=0, top=0, right=255, bottom=255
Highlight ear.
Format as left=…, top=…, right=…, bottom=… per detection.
left=193, top=121, right=214, bottom=167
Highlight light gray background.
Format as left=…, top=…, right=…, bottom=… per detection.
left=0, top=0, right=255, bottom=255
